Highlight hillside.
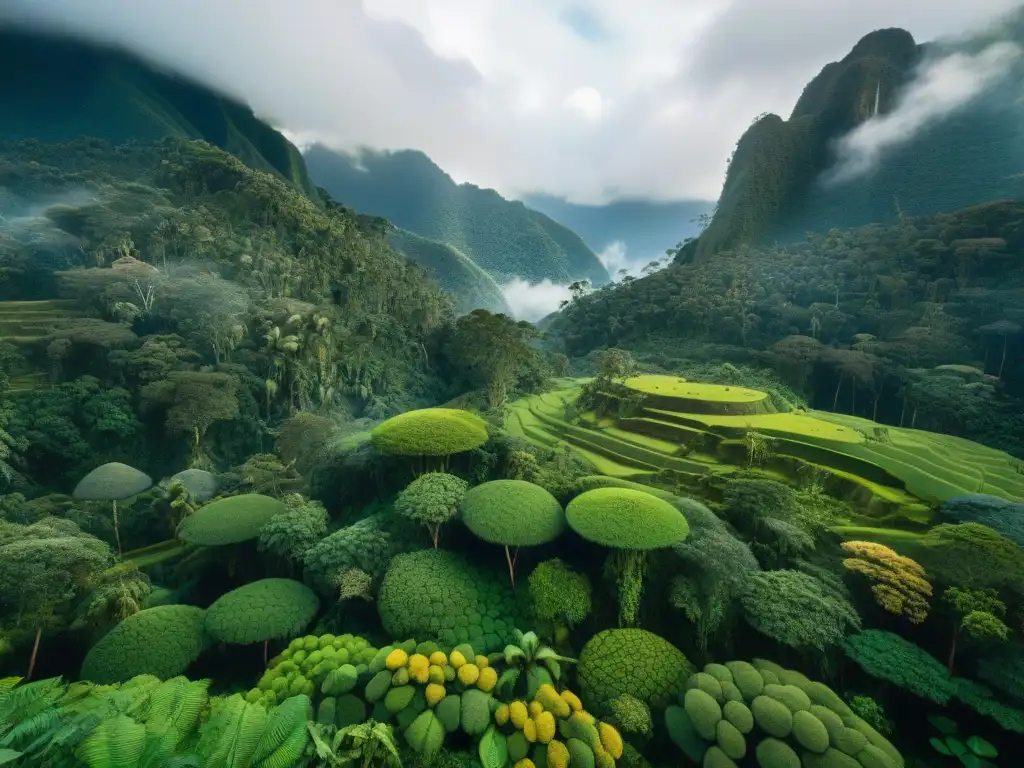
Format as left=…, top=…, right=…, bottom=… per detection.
left=0, top=26, right=319, bottom=199
left=696, top=24, right=1024, bottom=259
left=523, top=193, right=713, bottom=273
left=549, top=199, right=1024, bottom=456
left=304, top=144, right=611, bottom=286
left=385, top=227, right=511, bottom=315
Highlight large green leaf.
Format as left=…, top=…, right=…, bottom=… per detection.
left=930, top=737, right=953, bottom=756
left=478, top=725, right=508, bottom=768
left=253, top=695, right=310, bottom=768
left=76, top=713, right=148, bottom=768
left=966, top=736, right=998, bottom=758
left=928, top=714, right=959, bottom=735
left=0, top=749, right=22, bottom=765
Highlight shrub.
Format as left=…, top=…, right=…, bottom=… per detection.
left=80, top=604, right=208, bottom=683
left=663, top=658, right=904, bottom=768
left=176, top=493, right=285, bottom=545
left=577, top=628, right=693, bottom=713
left=204, top=578, right=320, bottom=644
left=371, top=408, right=488, bottom=457
left=395, top=472, right=468, bottom=547
left=378, top=549, right=526, bottom=653
left=461, top=480, right=565, bottom=547
left=528, top=558, right=592, bottom=629
left=565, top=488, right=689, bottom=550
left=168, top=468, right=220, bottom=503
left=73, top=462, right=153, bottom=501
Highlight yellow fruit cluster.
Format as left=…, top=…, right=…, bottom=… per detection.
left=495, top=684, right=623, bottom=767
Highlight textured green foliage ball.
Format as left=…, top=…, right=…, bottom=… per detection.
left=204, top=578, right=319, bottom=644
left=755, top=737, right=800, bottom=768
left=404, top=710, right=446, bottom=758
left=377, top=549, right=526, bottom=653
left=578, top=628, right=693, bottom=711
left=684, top=688, right=722, bottom=740
left=371, top=408, right=488, bottom=456
left=792, top=709, right=829, bottom=753
left=74, top=462, right=152, bottom=500
left=724, top=700, right=754, bottom=734
left=169, top=468, right=220, bottom=502
left=460, top=480, right=566, bottom=546
left=566, top=488, right=689, bottom=549
left=177, top=493, right=285, bottom=545
left=751, top=696, right=793, bottom=738
left=716, top=719, right=747, bottom=760
left=81, top=604, right=207, bottom=683
left=303, top=513, right=406, bottom=591
left=528, top=558, right=593, bottom=627
left=395, top=472, right=468, bottom=526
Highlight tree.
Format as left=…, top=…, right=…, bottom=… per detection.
left=527, top=558, right=593, bottom=646
left=0, top=377, right=25, bottom=492
left=71, top=561, right=152, bottom=635
left=978, top=320, right=1020, bottom=379
left=841, top=541, right=932, bottom=623
left=453, top=310, right=540, bottom=408
left=740, top=570, right=861, bottom=654
left=0, top=518, right=113, bottom=679
left=141, top=370, right=240, bottom=467
left=257, top=493, right=328, bottom=569
left=73, top=462, right=153, bottom=556
left=919, top=522, right=1024, bottom=592
left=596, top=348, right=636, bottom=380
left=941, top=586, right=1010, bottom=675
left=394, top=472, right=468, bottom=548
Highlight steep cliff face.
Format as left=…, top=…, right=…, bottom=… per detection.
left=695, top=26, right=1024, bottom=259
left=0, top=26, right=319, bottom=199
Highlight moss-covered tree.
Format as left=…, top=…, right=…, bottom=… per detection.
left=394, top=472, right=468, bottom=548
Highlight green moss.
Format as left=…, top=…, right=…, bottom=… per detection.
left=763, top=684, right=811, bottom=713
left=204, top=578, right=319, bottom=644
left=578, top=628, right=693, bottom=711
left=791, top=710, right=829, bottom=753
left=336, top=694, right=366, bottom=728
left=176, top=493, right=285, bottom=545
left=81, top=605, right=208, bottom=683
left=687, top=672, right=725, bottom=703
left=566, top=488, right=689, bottom=549
left=460, top=479, right=566, bottom=546
left=723, top=701, right=754, bottom=734
left=460, top=689, right=492, bottom=736
left=725, top=661, right=764, bottom=700
left=665, top=706, right=708, bottom=762
left=802, top=748, right=862, bottom=768
left=704, top=745, right=739, bottom=768
left=371, top=408, right=488, bottom=456
left=624, top=376, right=766, bottom=404
left=716, top=719, right=747, bottom=760
left=378, top=549, right=525, bottom=653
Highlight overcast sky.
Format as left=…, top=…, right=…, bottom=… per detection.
left=3, top=0, right=1020, bottom=203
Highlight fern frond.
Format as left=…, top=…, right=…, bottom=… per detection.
left=144, top=677, right=210, bottom=745
left=195, top=694, right=268, bottom=768
left=0, top=708, right=61, bottom=748
left=252, top=695, right=309, bottom=768
left=76, top=713, right=147, bottom=768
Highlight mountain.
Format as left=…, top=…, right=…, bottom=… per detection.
left=386, top=228, right=511, bottom=315
left=304, top=144, right=611, bottom=287
left=696, top=24, right=1024, bottom=260
left=0, top=25, right=319, bottom=199
left=522, top=194, right=714, bottom=274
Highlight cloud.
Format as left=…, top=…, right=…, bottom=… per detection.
left=1, top=0, right=1018, bottom=203
left=500, top=278, right=572, bottom=322
left=824, top=40, right=1023, bottom=184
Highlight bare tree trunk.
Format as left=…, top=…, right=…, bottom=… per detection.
left=112, top=499, right=122, bottom=557
left=833, top=376, right=843, bottom=412
left=999, top=334, right=1008, bottom=379
left=873, top=395, right=879, bottom=422
left=899, top=397, right=907, bottom=427
left=851, top=378, right=856, bottom=414
left=26, top=628, right=41, bottom=681
left=911, top=406, right=918, bottom=429
left=504, top=546, right=519, bottom=591
left=263, top=640, right=269, bottom=667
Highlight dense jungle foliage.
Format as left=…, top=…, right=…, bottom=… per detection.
left=0, top=18, right=1022, bottom=768
left=549, top=200, right=1024, bottom=456
left=304, top=145, right=611, bottom=286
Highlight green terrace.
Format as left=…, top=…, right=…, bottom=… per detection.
left=505, top=376, right=1024, bottom=530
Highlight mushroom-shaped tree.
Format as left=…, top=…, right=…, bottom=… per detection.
left=80, top=604, right=209, bottom=683
left=73, top=462, right=153, bottom=555
left=371, top=408, right=488, bottom=473
left=176, top=493, right=285, bottom=546
left=459, top=479, right=566, bottom=589
left=204, top=578, right=319, bottom=664
left=567, top=488, right=689, bottom=626
left=169, top=468, right=220, bottom=503
left=394, top=472, right=468, bottom=548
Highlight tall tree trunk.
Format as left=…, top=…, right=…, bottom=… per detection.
left=851, top=378, right=856, bottom=414
left=947, top=626, right=959, bottom=675
left=112, top=499, right=122, bottom=557
left=899, top=396, right=907, bottom=427
left=983, top=343, right=990, bottom=374
left=911, top=406, right=918, bottom=429
left=873, top=395, right=879, bottom=422
left=833, top=376, right=843, bottom=412
left=504, top=546, right=519, bottom=591
left=999, top=334, right=1008, bottom=379
left=26, top=627, right=41, bottom=681
left=263, top=640, right=269, bottom=667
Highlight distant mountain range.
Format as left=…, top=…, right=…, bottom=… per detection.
left=522, top=194, right=713, bottom=275
left=696, top=23, right=1024, bottom=260
left=304, top=145, right=610, bottom=289
left=0, top=26, right=319, bottom=199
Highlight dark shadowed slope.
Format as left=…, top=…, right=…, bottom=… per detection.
left=304, top=144, right=610, bottom=286
left=0, top=25, right=319, bottom=199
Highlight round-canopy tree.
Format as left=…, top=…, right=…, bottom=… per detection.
left=371, top=408, right=488, bottom=472
left=394, top=472, right=468, bottom=548
left=73, top=462, right=153, bottom=556
left=566, top=488, right=689, bottom=626
left=204, top=578, right=319, bottom=664
left=81, top=604, right=208, bottom=683
left=460, top=479, right=565, bottom=588
left=176, top=493, right=285, bottom=546
left=169, top=468, right=220, bottom=503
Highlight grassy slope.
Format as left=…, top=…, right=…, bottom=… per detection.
left=0, top=27, right=319, bottom=199
left=304, top=144, right=610, bottom=286
left=506, top=380, right=1024, bottom=517
left=386, top=228, right=512, bottom=316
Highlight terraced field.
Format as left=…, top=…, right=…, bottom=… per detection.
left=505, top=378, right=1024, bottom=521
left=0, top=299, right=82, bottom=394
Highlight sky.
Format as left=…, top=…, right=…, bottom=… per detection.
left=3, top=0, right=1021, bottom=206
